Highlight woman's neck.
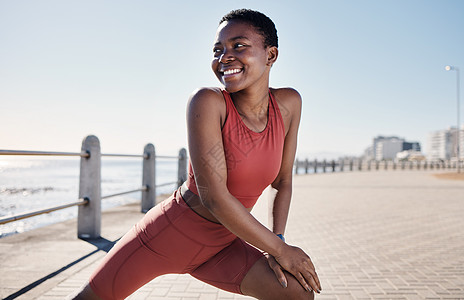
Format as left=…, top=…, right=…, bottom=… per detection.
left=231, top=89, right=269, bottom=117
left=229, top=80, right=270, bottom=116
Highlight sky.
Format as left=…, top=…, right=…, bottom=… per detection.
left=1, top=0, right=463, bottom=160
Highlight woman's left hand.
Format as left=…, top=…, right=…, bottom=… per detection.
left=265, top=253, right=288, bottom=288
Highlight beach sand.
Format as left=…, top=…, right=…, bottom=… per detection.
left=433, top=172, right=464, bottom=181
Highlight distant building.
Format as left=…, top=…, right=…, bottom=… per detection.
left=364, top=136, right=422, bottom=161
left=427, top=127, right=464, bottom=161
left=403, top=142, right=421, bottom=152
left=376, top=137, right=404, bottom=160
left=363, top=146, right=374, bottom=160
left=396, top=150, right=425, bottom=161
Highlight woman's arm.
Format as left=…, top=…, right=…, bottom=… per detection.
left=270, top=88, right=302, bottom=237
left=266, top=88, right=308, bottom=289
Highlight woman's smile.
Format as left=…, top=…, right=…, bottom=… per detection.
left=221, top=68, right=243, bottom=79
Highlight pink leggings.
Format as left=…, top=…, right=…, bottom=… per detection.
left=89, top=188, right=264, bottom=299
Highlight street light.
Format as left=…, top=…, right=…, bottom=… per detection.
left=445, top=65, right=461, bottom=173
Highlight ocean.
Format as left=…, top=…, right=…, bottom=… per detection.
left=0, top=157, right=179, bottom=238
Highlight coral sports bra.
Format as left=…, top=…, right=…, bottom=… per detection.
left=186, top=89, right=285, bottom=208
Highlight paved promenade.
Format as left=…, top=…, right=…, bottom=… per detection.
left=1, top=170, right=463, bottom=299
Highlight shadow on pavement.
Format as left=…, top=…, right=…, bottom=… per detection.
left=4, top=236, right=118, bottom=300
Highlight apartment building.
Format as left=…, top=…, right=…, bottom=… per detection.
left=427, top=127, right=464, bottom=161
left=364, top=136, right=421, bottom=161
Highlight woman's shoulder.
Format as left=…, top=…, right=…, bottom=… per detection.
left=189, top=87, right=224, bottom=104
left=270, top=87, right=302, bottom=104
left=188, top=86, right=226, bottom=106
left=187, top=87, right=227, bottom=122
left=270, top=87, right=302, bottom=120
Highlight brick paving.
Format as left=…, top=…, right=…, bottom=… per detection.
left=1, top=170, right=464, bottom=299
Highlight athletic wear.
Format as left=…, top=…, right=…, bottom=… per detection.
left=89, top=89, right=286, bottom=299
left=89, top=189, right=263, bottom=299
left=186, top=89, right=285, bottom=208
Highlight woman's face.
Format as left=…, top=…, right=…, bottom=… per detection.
left=211, top=20, right=275, bottom=93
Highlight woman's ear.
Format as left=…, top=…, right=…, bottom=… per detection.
left=267, top=46, right=278, bottom=66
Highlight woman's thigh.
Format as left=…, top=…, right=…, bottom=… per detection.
left=240, top=256, right=314, bottom=300
left=89, top=197, right=205, bottom=299
left=190, top=238, right=263, bottom=294
left=88, top=189, right=238, bottom=299
left=89, top=223, right=198, bottom=299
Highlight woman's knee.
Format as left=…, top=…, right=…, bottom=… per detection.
left=241, top=256, right=314, bottom=300
left=284, top=276, right=315, bottom=300
left=289, top=288, right=314, bottom=300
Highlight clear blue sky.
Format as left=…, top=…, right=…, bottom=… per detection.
left=1, top=0, right=463, bottom=159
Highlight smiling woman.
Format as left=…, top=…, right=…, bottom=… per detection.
left=70, top=9, right=320, bottom=300
left=212, top=18, right=278, bottom=95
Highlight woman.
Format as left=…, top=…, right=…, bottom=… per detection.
left=72, top=9, right=321, bottom=300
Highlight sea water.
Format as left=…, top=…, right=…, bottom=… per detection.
left=0, top=157, right=178, bottom=238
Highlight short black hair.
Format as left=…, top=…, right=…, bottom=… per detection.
left=220, top=9, right=278, bottom=48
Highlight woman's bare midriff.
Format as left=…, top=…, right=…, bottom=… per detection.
left=180, top=184, right=253, bottom=224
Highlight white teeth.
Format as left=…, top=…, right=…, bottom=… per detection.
left=223, top=69, right=242, bottom=75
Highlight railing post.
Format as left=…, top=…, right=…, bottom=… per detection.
left=322, top=159, right=327, bottom=173
left=294, top=158, right=299, bottom=174
left=314, top=159, right=318, bottom=173
left=78, top=135, right=101, bottom=239
left=177, top=148, right=188, bottom=188
left=305, top=159, right=309, bottom=174
left=340, top=159, right=344, bottom=172
left=331, top=160, right=336, bottom=172
left=142, top=144, right=156, bottom=213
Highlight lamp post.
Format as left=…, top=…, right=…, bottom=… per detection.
left=445, top=65, right=461, bottom=173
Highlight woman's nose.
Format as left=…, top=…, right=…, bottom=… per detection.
left=219, top=50, right=234, bottom=64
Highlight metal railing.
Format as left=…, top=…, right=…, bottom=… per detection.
left=0, top=150, right=90, bottom=157
left=294, top=158, right=462, bottom=174
left=0, top=198, right=89, bottom=224
left=0, top=135, right=188, bottom=239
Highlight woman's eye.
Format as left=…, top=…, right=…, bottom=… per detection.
left=213, top=48, right=222, bottom=54
left=235, top=43, right=245, bottom=48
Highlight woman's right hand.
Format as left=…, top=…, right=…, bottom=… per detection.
left=274, top=244, right=321, bottom=293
